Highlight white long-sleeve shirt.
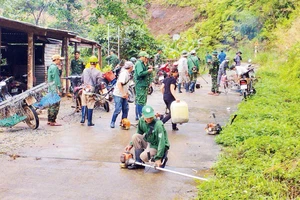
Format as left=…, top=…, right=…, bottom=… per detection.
left=177, top=57, right=188, bottom=73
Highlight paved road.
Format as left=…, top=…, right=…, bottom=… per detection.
left=0, top=75, right=241, bottom=200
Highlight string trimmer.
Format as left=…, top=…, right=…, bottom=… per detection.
left=120, top=152, right=208, bottom=181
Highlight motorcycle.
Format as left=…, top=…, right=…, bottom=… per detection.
left=153, top=63, right=170, bottom=85
left=62, top=75, right=83, bottom=112
left=239, top=67, right=256, bottom=99
left=75, top=81, right=110, bottom=113
left=0, top=77, right=39, bottom=129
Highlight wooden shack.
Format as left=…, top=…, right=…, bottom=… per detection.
left=0, top=16, right=101, bottom=91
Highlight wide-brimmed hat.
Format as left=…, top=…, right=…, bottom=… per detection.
left=236, top=51, right=242, bottom=54
left=142, top=105, right=155, bottom=118
left=190, top=50, right=196, bottom=54
left=52, top=54, right=64, bottom=61
left=124, top=61, right=134, bottom=69
left=181, top=50, right=188, bottom=56
left=212, top=51, right=218, bottom=55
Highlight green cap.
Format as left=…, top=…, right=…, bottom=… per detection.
left=157, top=47, right=162, bottom=51
left=142, top=105, right=155, bottom=118
left=138, top=51, right=148, bottom=58
left=212, top=51, right=218, bottom=55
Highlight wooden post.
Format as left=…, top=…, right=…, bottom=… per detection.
left=27, top=32, right=34, bottom=89
left=63, top=37, right=69, bottom=93
left=98, top=46, right=102, bottom=69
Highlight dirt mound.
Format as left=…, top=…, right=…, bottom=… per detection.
left=147, top=4, right=196, bottom=37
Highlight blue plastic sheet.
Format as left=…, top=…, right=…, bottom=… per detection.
left=34, top=92, right=61, bottom=108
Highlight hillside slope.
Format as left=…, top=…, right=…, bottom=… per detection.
left=146, top=4, right=196, bottom=37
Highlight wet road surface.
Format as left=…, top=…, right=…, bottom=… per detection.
left=0, top=75, right=241, bottom=200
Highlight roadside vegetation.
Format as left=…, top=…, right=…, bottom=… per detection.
left=154, top=0, right=300, bottom=198
left=1, top=0, right=299, bottom=198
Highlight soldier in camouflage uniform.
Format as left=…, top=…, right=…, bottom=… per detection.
left=134, top=51, right=153, bottom=120
left=70, top=51, right=84, bottom=75
left=208, top=51, right=220, bottom=96
left=47, top=54, right=63, bottom=126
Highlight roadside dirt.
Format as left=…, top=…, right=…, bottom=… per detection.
left=147, top=3, right=196, bottom=36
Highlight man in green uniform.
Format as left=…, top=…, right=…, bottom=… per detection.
left=125, top=105, right=170, bottom=169
left=154, top=47, right=163, bottom=67
left=208, top=51, right=220, bottom=96
left=134, top=51, right=153, bottom=120
left=105, top=49, right=119, bottom=69
left=47, top=54, right=63, bottom=126
left=70, top=51, right=84, bottom=75
left=187, top=50, right=200, bottom=92
left=205, top=51, right=212, bottom=70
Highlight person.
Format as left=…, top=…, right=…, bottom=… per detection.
left=160, top=67, right=180, bottom=131
left=234, top=51, right=242, bottom=66
left=229, top=64, right=248, bottom=96
left=205, top=51, right=212, bottom=70
left=80, top=55, right=102, bottom=126
left=208, top=51, right=220, bottom=96
left=47, top=54, right=63, bottom=126
left=217, top=57, right=230, bottom=86
left=154, top=47, right=163, bottom=67
left=177, top=50, right=189, bottom=93
left=187, top=50, right=200, bottom=93
left=106, top=49, right=119, bottom=69
left=110, top=61, right=134, bottom=128
left=125, top=105, right=170, bottom=169
left=70, top=51, right=84, bottom=75
left=218, top=50, right=226, bottom=63
left=134, top=51, right=153, bottom=120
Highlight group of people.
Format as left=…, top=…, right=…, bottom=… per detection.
left=46, top=48, right=244, bottom=169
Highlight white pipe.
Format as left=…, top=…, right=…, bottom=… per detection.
left=134, top=161, right=208, bottom=181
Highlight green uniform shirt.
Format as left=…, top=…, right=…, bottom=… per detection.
left=48, top=63, right=61, bottom=93
left=134, top=59, right=151, bottom=87
left=154, top=53, right=163, bottom=66
left=209, top=56, right=220, bottom=75
left=70, top=59, right=84, bottom=75
left=106, top=53, right=119, bottom=68
left=187, top=55, right=200, bottom=74
left=135, top=118, right=170, bottom=160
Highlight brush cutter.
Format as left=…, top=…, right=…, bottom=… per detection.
left=125, top=158, right=208, bottom=181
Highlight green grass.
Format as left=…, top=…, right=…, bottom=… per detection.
left=197, top=46, right=300, bottom=199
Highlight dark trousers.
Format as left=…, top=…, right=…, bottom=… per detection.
left=162, top=99, right=177, bottom=129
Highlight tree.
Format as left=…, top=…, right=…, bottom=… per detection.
left=92, top=0, right=146, bottom=26
left=0, top=0, right=53, bottom=25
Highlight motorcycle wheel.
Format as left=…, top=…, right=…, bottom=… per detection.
left=23, top=105, right=39, bottom=130
left=104, top=101, right=110, bottom=112
left=148, top=86, right=153, bottom=95
left=128, top=87, right=135, bottom=103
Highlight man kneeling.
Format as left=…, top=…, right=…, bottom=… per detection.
left=125, top=105, right=170, bottom=169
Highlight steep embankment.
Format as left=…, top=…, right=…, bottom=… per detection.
left=146, top=4, right=196, bottom=37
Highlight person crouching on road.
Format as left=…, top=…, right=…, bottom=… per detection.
left=160, top=67, right=180, bottom=131
left=47, top=54, right=63, bottom=126
left=125, top=105, right=170, bottom=169
left=177, top=50, right=189, bottom=93
left=134, top=51, right=153, bottom=120
left=110, top=61, right=134, bottom=128
left=80, top=56, right=102, bottom=126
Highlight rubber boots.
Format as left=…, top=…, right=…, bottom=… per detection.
left=128, top=149, right=145, bottom=170
left=87, top=109, right=94, bottom=126
left=80, top=106, right=87, bottom=123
